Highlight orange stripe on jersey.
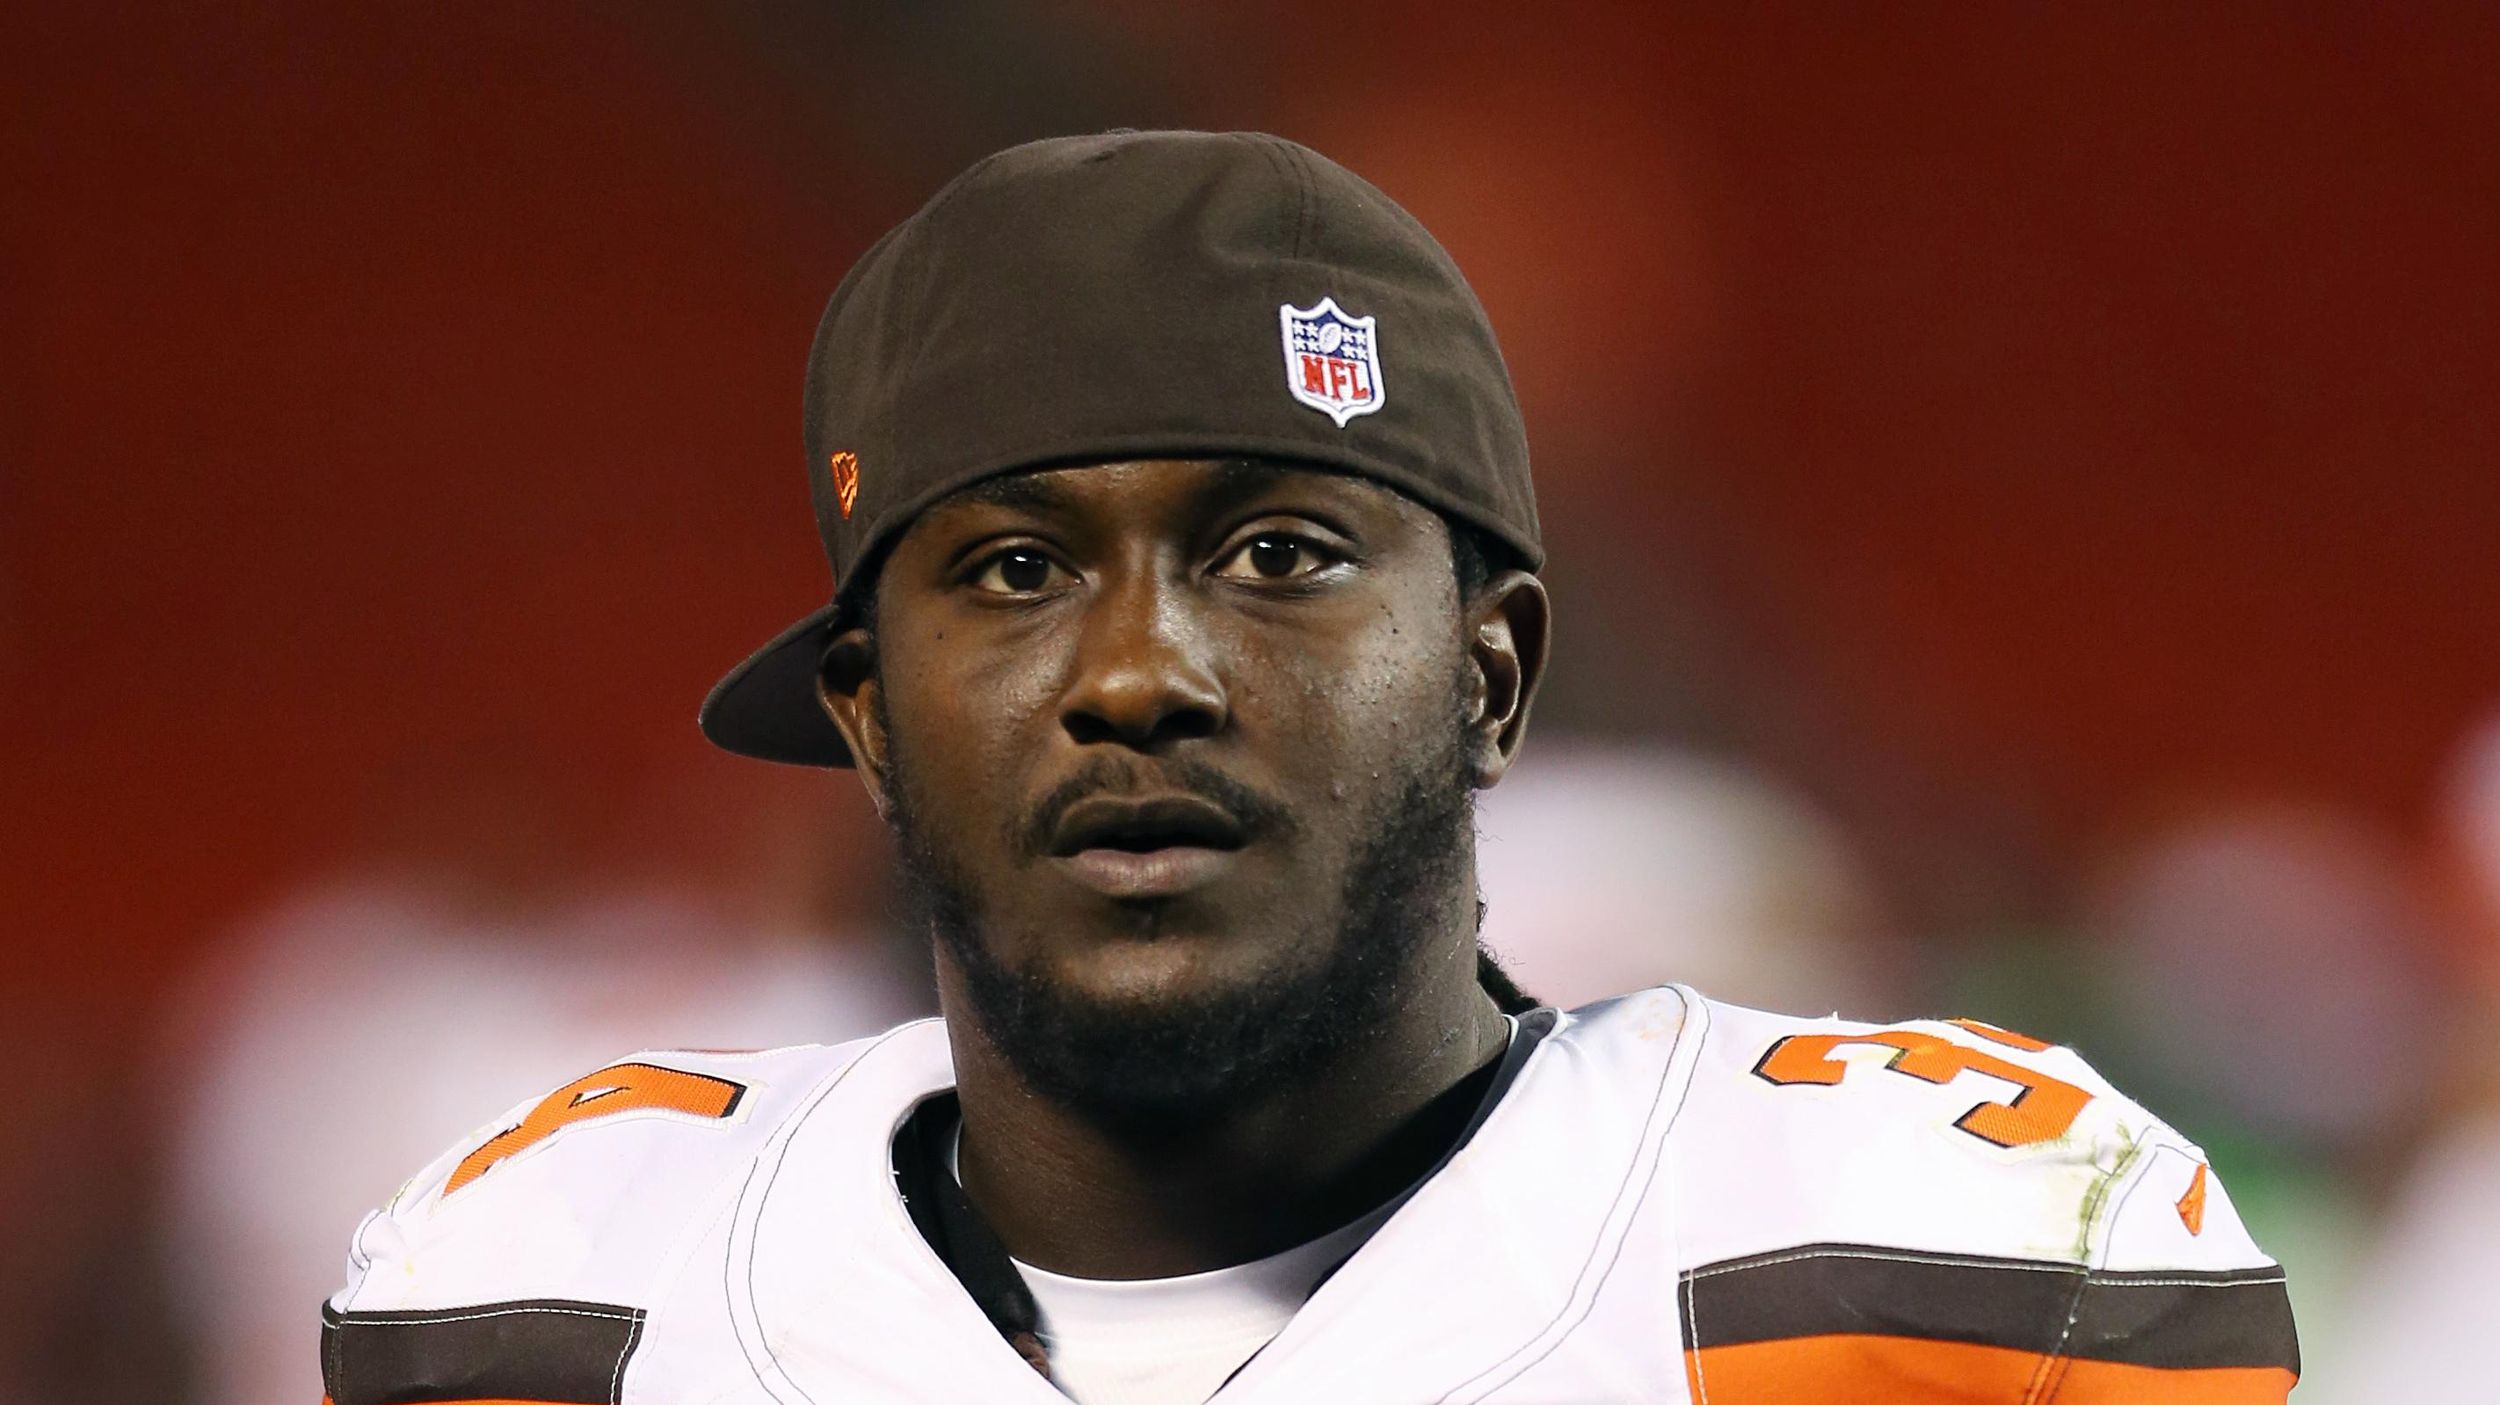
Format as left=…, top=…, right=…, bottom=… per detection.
left=1686, top=1334, right=2037, bottom=1402
left=2041, top=1355, right=2296, bottom=1403
left=1684, top=1335, right=2294, bottom=1404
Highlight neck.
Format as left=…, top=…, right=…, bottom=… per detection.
left=940, top=933, right=1510, bottom=1280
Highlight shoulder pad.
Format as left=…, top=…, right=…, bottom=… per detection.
left=1666, top=997, right=2297, bottom=1399
left=329, top=1038, right=880, bottom=1316
left=1670, top=999, right=2270, bottom=1270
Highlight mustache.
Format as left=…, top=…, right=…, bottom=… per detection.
left=1017, top=757, right=1294, bottom=860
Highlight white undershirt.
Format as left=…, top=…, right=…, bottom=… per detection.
left=1017, top=1207, right=1390, bottom=1405
left=948, top=1015, right=1522, bottom=1405
left=948, top=1134, right=1394, bottom=1405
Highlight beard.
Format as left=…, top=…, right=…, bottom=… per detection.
left=881, top=698, right=1479, bottom=1130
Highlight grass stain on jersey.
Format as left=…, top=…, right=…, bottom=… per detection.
left=2070, top=1125, right=2149, bottom=1262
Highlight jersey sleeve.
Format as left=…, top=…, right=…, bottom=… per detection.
left=1669, top=999, right=2298, bottom=1404
left=318, top=1044, right=845, bottom=1405
left=319, top=1073, right=660, bottom=1405
left=2036, top=1133, right=2299, bottom=1402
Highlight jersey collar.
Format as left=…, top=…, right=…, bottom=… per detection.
left=728, top=989, right=1702, bottom=1404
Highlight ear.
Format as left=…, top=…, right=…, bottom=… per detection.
left=814, top=625, right=894, bottom=818
left=1463, top=569, right=1550, bottom=789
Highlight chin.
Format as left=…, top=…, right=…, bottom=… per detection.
left=1038, top=913, right=1320, bottom=1009
left=952, top=910, right=1368, bottom=1125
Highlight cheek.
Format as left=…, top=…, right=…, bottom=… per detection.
left=1238, top=604, right=1464, bottom=778
left=881, top=624, right=1063, bottom=792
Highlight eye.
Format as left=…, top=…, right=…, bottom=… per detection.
left=1214, top=534, right=1337, bottom=581
left=968, top=547, right=1073, bottom=595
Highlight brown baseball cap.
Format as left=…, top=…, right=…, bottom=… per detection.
left=699, top=129, right=1539, bottom=767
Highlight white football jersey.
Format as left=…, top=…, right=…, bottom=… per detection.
left=323, top=986, right=2297, bottom=1403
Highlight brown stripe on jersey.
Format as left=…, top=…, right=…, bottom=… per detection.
left=1683, top=1334, right=2296, bottom=1404
left=1680, top=1245, right=2073, bottom=1356
left=1678, top=1244, right=2298, bottom=1373
left=2063, top=1264, right=2299, bottom=1373
left=320, top=1299, right=645, bottom=1405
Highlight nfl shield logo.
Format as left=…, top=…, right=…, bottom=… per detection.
left=1279, top=297, right=1386, bottom=427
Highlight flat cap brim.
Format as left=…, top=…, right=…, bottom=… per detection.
left=697, top=601, right=855, bottom=767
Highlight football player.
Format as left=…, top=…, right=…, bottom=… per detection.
left=322, top=131, right=2298, bottom=1404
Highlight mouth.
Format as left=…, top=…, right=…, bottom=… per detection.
left=1046, top=794, right=1251, bottom=900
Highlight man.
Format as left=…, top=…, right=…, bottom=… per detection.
left=322, top=131, right=2298, bottom=1403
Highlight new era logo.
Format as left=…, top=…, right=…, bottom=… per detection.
left=828, top=451, right=860, bottom=518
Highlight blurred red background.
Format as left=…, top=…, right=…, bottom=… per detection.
left=6, top=4, right=2495, bottom=1400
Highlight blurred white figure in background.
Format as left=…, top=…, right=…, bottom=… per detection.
left=2091, top=802, right=2445, bottom=1154
left=159, top=749, right=920, bottom=1405
left=1473, top=741, right=1891, bottom=1017
left=2307, top=715, right=2500, bottom=1404
left=2084, top=795, right=2451, bottom=1391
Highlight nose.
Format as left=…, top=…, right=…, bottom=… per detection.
left=1058, top=571, right=1227, bottom=752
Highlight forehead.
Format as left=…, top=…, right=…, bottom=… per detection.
left=922, top=456, right=1424, bottom=526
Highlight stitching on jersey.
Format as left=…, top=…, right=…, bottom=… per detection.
left=1665, top=990, right=1717, bottom=1405
left=1438, top=986, right=1708, bottom=1404
left=2083, top=1272, right=2285, bottom=1289
left=347, top=1207, right=379, bottom=1272
left=623, top=1139, right=762, bottom=1405
left=1685, top=1246, right=2084, bottom=1280
left=1662, top=995, right=1719, bottom=1405
left=723, top=1161, right=798, bottom=1404
left=609, top=1305, right=646, bottom=1404
left=1460, top=990, right=1690, bottom=1390
left=1684, top=1246, right=2281, bottom=1289
left=2028, top=1125, right=2151, bottom=1405
left=1682, top=1271, right=1710, bottom=1405
left=743, top=1146, right=830, bottom=1405
left=2025, top=1273, right=2089, bottom=1405
left=729, top=1023, right=929, bottom=1405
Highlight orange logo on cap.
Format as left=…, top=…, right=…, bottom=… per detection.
left=828, top=451, right=861, bottom=518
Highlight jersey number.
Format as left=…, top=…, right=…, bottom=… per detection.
left=1751, top=1023, right=2089, bottom=1149
left=446, top=1062, right=746, bottom=1194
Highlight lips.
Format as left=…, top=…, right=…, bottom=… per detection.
left=1046, top=794, right=1250, bottom=899
left=1047, top=795, right=1249, bottom=857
